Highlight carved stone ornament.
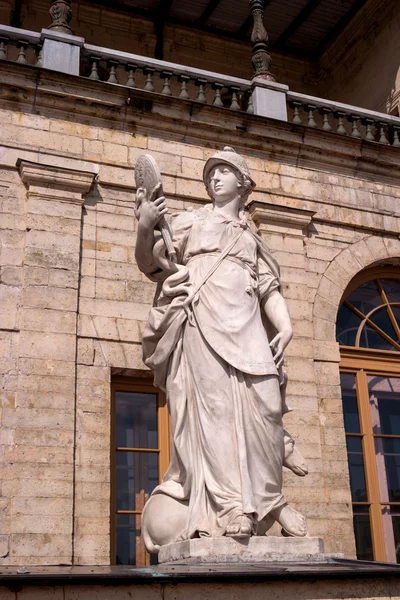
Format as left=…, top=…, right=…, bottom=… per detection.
left=249, top=0, right=275, bottom=81
left=48, top=0, right=73, bottom=34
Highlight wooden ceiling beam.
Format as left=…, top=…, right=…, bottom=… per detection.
left=196, top=0, right=223, bottom=27
left=315, top=0, right=369, bottom=57
left=237, top=14, right=252, bottom=36
left=10, top=0, right=23, bottom=27
left=154, top=0, right=175, bottom=59
left=274, top=0, right=325, bottom=49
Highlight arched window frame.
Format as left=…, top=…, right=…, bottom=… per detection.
left=338, top=266, right=400, bottom=563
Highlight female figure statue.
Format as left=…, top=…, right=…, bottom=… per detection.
left=135, top=147, right=307, bottom=553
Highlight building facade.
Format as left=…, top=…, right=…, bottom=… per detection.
left=0, top=0, right=400, bottom=572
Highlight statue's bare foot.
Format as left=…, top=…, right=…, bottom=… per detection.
left=270, top=504, right=307, bottom=537
left=225, top=514, right=254, bottom=539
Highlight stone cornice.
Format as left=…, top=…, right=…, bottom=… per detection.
left=248, top=200, right=316, bottom=236
left=18, top=159, right=95, bottom=202
left=1, top=62, right=399, bottom=188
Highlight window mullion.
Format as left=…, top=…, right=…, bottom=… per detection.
left=356, top=369, right=387, bottom=561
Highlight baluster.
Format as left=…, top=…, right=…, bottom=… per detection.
left=17, top=41, right=28, bottom=64
left=196, top=79, right=207, bottom=103
left=35, top=45, right=43, bottom=68
left=230, top=87, right=241, bottom=111
left=392, top=128, right=400, bottom=148
left=247, top=92, right=254, bottom=115
left=378, top=123, right=388, bottom=144
left=0, top=38, right=7, bottom=60
left=126, top=64, right=137, bottom=88
left=291, top=102, right=302, bottom=125
left=335, top=112, right=347, bottom=135
left=320, top=108, right=332, bottom=132
left=364, top=118, right=375, bottom=141
left=107, top=60, right=118, bottom=84
left=178, top=75, right=190, bottom=99
left=89, top=56, right=100, bottom=80
left=306, top=105, right=317, bottom=128
left=349, top=115, right=361, bottom=138
left=144, top=69, right=155, bottom=92
left=161, top=71, right=172, bottom=96
left=212, top=83, right=224, bottom=107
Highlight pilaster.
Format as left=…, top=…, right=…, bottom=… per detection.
left=11, top=160, right=94, bottom=565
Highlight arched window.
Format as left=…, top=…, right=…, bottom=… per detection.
left=337, top=267, right=400, bottom=563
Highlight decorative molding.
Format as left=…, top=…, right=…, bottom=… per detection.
left=17, top=160, right=95, bottom=203
left=248, top=200, right=315, bottom=236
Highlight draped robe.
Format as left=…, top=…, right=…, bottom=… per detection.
left=142, top=206, right=287, bottom=540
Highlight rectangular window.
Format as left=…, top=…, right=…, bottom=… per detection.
left=111, top=378, right=169, bottom=566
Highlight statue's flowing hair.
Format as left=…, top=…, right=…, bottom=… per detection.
left=204, top=167, right=253, bottom=226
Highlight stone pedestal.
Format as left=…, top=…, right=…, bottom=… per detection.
left=40, top=28, right=84, bottom=75
left=158, top=536, right=343, bottom=564
left=251, top=78, right=289, bottom=121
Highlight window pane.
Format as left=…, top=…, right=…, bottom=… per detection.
left=392, top=307, right=400, bottom=332
left=336, top=304, right=362, bottom=346
left=353, top=506, right=374, bottom=561
left=347, top=280, right=382, bottom=315
left=116, top=451, right=159, bottom=511
left=346, top=436, right=368, bottom=502
left=115, top=514, right=139, bottom=565
left=116, top=391, right=157, bottom=448
left=374, top=438, right=400, bottom=503
left=369, top=308, right=399, bottom=344
left=346, top=436, right=363, bottom=453
left=393, top=514, right=400, bottom=564
left=340, top=373, right=360, bottom=433
left=360, top=325, right=396, bottom=351
left=381, top=280, right=400, bottom=304
left=368, top=376, right=400, bottom=435
left=348, top=452, right=368, bottom=502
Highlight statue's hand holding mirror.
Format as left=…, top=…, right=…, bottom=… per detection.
left=135, top=182, right=168, bottom=229
left=135, top=154, right=177, bottom=262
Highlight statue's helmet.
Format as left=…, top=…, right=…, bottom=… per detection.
left=203, top=147, right=256, bottom=198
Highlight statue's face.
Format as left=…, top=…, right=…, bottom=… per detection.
left=208, top=164, right=241, bottom=204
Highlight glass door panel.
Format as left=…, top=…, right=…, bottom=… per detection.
left=352, top=506, right=374, bottom=561
left=368, top=376, right=400, bottom=435
left=341, top=372, right=360, bottom=433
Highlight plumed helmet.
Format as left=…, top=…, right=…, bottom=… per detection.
left=203, top=147, right=256, bottom=193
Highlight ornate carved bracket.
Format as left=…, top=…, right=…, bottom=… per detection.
left=249, top=0, right=275, bottom=82
left=48, top=0, right=73, bottom=35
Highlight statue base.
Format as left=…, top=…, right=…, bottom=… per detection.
left=158, top=536, right=343, bottom=564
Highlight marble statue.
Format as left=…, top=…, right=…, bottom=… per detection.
left=134, top=147, right=308, bottom=554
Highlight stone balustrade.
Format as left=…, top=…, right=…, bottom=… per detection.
left=287, top=90, right=400, bottom=147
left=1, top=23, right=400, bottom=145
left=0, top=24, right=42, bottom=66
left=81, top=43, right=254, bottom=113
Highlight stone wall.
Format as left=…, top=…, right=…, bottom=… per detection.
left=0, top=60, right=400, bottom=565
